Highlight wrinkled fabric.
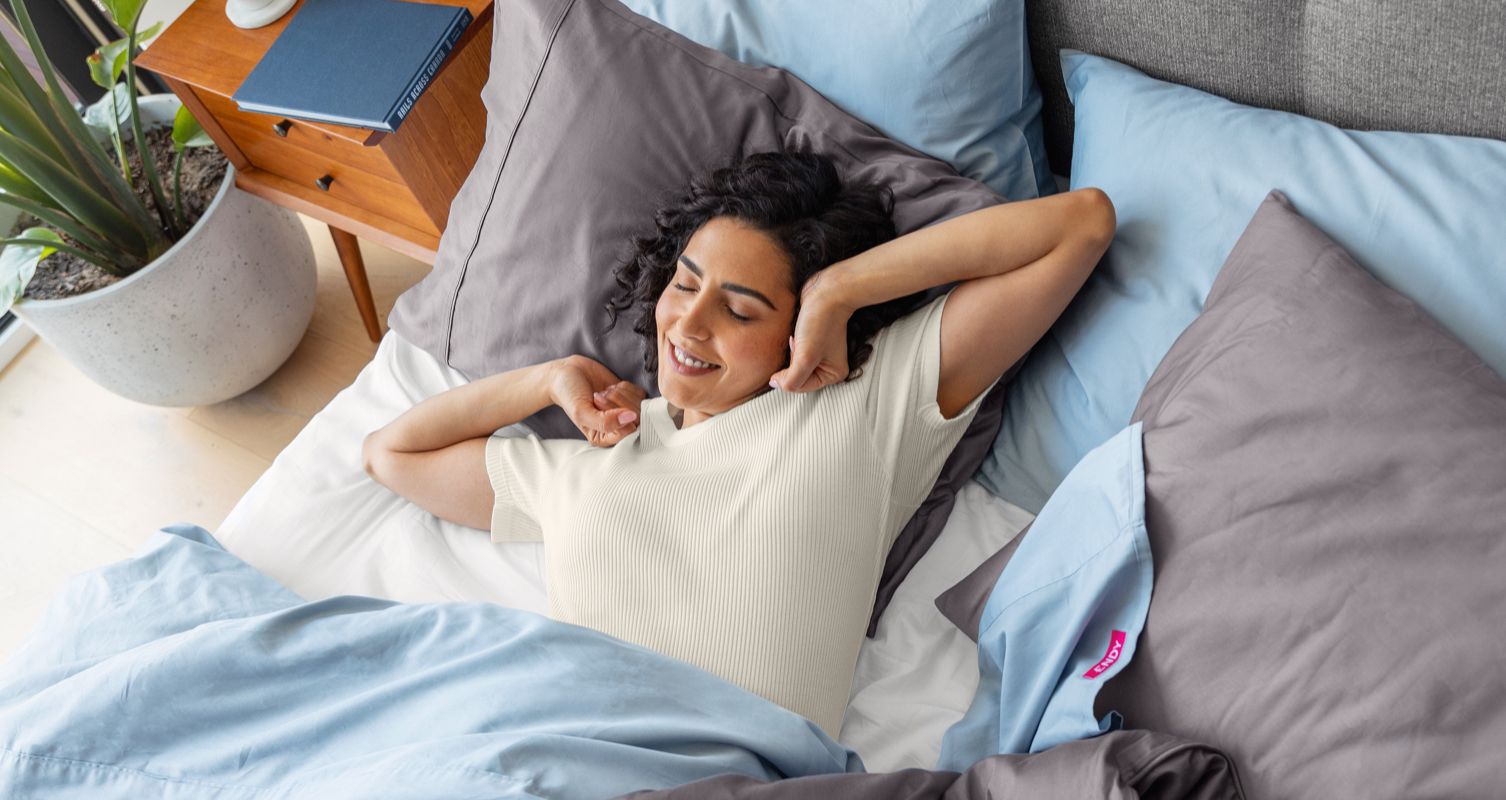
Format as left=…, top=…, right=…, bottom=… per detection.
left=615, top=0, right=1055, bottom=200
left=619, top=728, right=1243, bottom=800
left=980, top=49, right=1506, bottom=515
left=1101, top=191, right=1506, bottom=799
left=383, top=0, right=1011, bottom=639
left=0, top=525, right=859, bottom=798
left=938, top=423, right=1152, bottom=770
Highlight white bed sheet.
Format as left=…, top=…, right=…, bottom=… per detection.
left=217, top=330, right=1033, bottom=773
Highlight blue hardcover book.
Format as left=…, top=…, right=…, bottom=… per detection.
left=233, top=0, right=472, bottom=133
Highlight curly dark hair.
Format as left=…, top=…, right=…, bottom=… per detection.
left=603, top=149, right=931, bottom=381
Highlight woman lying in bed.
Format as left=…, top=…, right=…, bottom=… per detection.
left=362, top=151, right=1114, bottom=737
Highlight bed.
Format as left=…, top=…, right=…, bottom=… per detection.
left=216, top=329, right=1037, bottom=775
left=2, top=0, right=1503, bottom=796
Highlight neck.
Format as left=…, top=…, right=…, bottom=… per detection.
left=666, top=386, right=774, bottom=430
left=668, top=402, right=707, bottom=430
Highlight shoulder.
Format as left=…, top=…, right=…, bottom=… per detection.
left=890, top=292, right=950, bottom=341
left=854, top=291, right=950, bottom=379
left=487, top=430, right=596, bottom=470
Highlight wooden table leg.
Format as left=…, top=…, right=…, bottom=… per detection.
left=328, top=226, right=382, bottom=343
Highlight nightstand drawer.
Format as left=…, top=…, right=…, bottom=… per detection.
left=195, top=89, right=438, bottom=235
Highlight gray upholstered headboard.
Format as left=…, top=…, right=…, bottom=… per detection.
left=1025, top=0, right=1506, bottom=176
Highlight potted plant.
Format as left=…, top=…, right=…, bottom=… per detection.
left=0, top=0, right=317, bottom=407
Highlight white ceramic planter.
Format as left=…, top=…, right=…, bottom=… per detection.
left=11, top=95, right=316, bottom=407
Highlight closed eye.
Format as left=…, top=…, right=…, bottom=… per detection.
left=672, top=283, right=751, bottom=322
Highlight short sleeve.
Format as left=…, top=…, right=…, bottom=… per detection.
left=863, top=288, right=1002, bottom=511
left=485, top=432, right=592, bottom=543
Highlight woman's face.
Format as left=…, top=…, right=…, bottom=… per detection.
left=655, top=216, right=798, bottom=425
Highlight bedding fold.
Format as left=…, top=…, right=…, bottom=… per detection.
left=937, top=422, right=1153, bottom=770
left=0, top=525, right=859, bottom=799
left=619, top=728, right=1242, bottom=799
left=0, top=488, right=1214, bottom=799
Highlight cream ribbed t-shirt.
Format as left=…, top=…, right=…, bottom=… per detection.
left=485, top=288, right=997, bottom=737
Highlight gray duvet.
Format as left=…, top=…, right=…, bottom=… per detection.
left=618, top=729, right=1242, bottom=799
left=1098, top=191, right=1506, bottom=798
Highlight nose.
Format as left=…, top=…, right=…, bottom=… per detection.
left=676, top=291, right=715, bottom=342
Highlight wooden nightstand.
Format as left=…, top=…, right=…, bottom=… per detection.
left=135, top=0, right=493, bottom=343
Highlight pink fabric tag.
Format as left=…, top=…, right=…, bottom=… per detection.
left=1082, top=629, right=1127, bottom=679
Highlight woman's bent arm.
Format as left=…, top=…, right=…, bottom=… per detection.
left=365, top=359, right=562, bottom=457
left=361, top=359, right=563, bottom=531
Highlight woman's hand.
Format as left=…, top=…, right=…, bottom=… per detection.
left=549, top=356, right=647, bottom=447
left=769, top=280, right=853, bottom=393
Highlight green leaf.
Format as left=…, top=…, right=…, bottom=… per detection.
left=0, top=128, right=149, bottom=257
left=2, top=234, right=121, bottom=278
left=0, top=80, right=72, bottom=167
left=121, top=27, right=178, bottom=240
left=171, top=104, right=213, bottom=151
left=88, top=23, right=159, bottom=88
left=0, top=188, right=136, bottom=272
left=0, top=226, right=60, bottom=311
left=82, top=83, right=132, bottom=137
left=0, top=156, right=58, bottom=206
left=98, top=0, right=148, bottom=30
left=135, top=21, right=164, bottom=46
left=1, top=0, right=163, bottom=242
left=87, top=50, right=114, bottom=89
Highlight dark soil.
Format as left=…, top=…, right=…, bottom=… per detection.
left=9, top=124, right=230, bottom=301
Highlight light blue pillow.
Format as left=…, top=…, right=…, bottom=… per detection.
left=616, top=0, right=1055, bottom=201
left=979, top=50, right=1506, bottom=513
left=938, top=421, right=1150, bottom=769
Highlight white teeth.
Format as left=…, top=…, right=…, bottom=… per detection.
left=675, top=345, right=714, bottom=369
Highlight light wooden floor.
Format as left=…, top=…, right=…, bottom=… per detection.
left=0, top=213, right=429, bottom=662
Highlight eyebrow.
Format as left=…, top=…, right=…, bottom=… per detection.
left=679, top=256, right=779, bottom=312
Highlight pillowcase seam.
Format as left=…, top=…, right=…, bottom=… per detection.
left=593, top=0, right=887, bottom=174
left=444, top=0, right=578, bottom=367
left=975, top=515, right=1138, bottom=641
left=593, top=0, right=800, bottom=128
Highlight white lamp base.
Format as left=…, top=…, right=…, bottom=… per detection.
left=226, top=0, right=298, bottom=29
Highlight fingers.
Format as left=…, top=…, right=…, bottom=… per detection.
left=599, top=407, right=636, bottom=427
left=574, top=381, right=642, bottom=447
left=773, top=363, right=840, bottom=394
left=579, top=396, right=636, bottom=426
left=583, top=409, right=637, bottom=448
left=584, top=387, right=639, bottom=447
left=593, top=382, right=645, bottom=411
left=774, top=373, right=817, bottom=393
left=771, top=335, right=809, bottom=392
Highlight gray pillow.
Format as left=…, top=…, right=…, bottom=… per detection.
left=387, top=0, right=1010, bottom=634
left=934, top=522, right=1028, bottom=642
left=1092, top=190, right=1506, bottom=798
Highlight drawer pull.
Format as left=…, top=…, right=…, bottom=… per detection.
left=272, top=119, right=292, bottom=137
left=315, top=174, right=334, bottom=191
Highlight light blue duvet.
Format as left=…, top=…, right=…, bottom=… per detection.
left=0, top=525, right=858, bottom=798
left=0, top=424, right=1152, bottom=797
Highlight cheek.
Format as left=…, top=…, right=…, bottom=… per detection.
left=743, top=332, right=788, bottom=372
left=654, top=293, right=673, bottom=330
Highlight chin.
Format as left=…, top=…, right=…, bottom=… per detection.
left=658, top=372, right=687, bottom=403
left=659, top=376, right=729, bottom=413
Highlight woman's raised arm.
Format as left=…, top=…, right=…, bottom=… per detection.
left=813, top=188, right=1116, bottom=418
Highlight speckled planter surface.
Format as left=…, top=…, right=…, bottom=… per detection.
left=13, top=102, right=317, bottom=406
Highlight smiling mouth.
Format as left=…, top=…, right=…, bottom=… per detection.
left=667, top=341, right=720, bottom=375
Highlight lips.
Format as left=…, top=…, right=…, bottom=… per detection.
left=667, top=340, right=719, bottom=375
left=670, top=339, right=718, bottom=367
